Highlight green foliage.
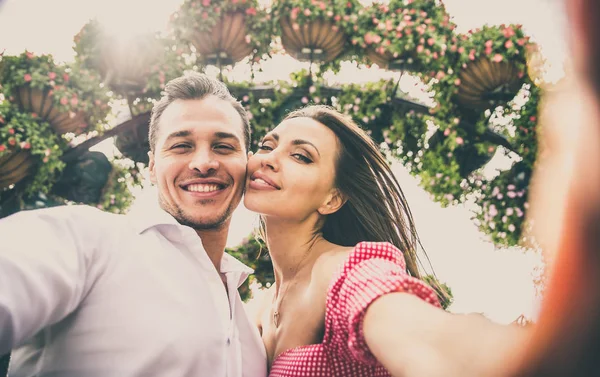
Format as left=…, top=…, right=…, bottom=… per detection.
left=226, top=236, right=274, bottom=302
left=96, top=160, right=144, bottom=214
left=0, top=100, right=65, bottom=195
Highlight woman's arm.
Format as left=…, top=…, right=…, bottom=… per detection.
left=363, top=292, right=529, bottom=377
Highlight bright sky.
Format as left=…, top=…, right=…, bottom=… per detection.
left=0, top=0, right=567, bottom=323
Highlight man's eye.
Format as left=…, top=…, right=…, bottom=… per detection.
left=172, top=144, right=191, bottom=149
left=215, top=144, right=234, bottom=150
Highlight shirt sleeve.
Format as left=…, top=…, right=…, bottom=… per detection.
left=324, top=242, right=441, bottom=365
left=0, top=205, right=107, bottom=354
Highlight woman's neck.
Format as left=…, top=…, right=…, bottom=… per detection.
left=264, top=216, right=325, bottom=285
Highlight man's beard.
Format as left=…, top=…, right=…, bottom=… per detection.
left=159, top=195, right=235, bottom=231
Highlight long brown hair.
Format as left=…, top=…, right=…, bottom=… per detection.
left=262, top=105, right=429, bottom=279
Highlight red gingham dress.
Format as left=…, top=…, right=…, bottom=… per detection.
left=269, top=242, right=441, bottom=377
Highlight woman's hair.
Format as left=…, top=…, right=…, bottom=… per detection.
left=261, top=104, right=429, bottom=279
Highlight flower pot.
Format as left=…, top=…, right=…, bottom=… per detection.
left=279, top=17, right=346, bottom=63
left=0, top=149, right=36, bottom=190
left=16, top=86, right=87, bottom=135
left=190, top=12, right=253, bottom=66
left=456, top=58, right=523, bottom=111
left=114, top=112, right=152, bottom=164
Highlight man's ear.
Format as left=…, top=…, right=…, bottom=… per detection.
left=148, top=151, right=157, bottom=185
left=318, top=189, right=347, bottom=215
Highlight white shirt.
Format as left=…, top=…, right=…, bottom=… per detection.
left=0, top=205, right=267, bottom=377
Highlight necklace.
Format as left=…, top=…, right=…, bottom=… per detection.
left=272, top=239, right=319, bottom=327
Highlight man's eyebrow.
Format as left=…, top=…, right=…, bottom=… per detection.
left=292, top=139, right=321, bottom=157
left=214, top=132, right=241, bottom=143
left=164, top=130, right=192, bottom=141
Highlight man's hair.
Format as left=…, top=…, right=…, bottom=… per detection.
left=148, top=72, right=251, bottom=152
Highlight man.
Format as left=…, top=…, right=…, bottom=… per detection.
left=0, top=73, right=267, bottom=376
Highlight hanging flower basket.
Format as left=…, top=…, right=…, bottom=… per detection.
left=0, top=101, right=65, bottom=195
left=114, top=112, right=152, bottom=164
left=279, top=17, right=346, bottom=63
left=189, top=12, right=253, bottom=65
left=170, top=0, right=272, bottom=67
left=355, top=0, right=455, bottom=72
left=15, top=86, right=87, bottom=135
left=0, top=148, right=35, bottom=190
left=0, top=52, right=110, bottom=136
left=455, top=58, right=522, bottom=111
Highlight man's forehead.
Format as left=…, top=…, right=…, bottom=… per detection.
left=157, top=97, right=244, bottom=141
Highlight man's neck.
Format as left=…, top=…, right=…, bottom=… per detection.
left=196, top=225, right=230, bottom=273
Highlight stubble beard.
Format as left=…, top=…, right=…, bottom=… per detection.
left=159, top=194, right=235, bottom=231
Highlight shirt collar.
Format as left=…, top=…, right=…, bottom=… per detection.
left=129, top=202, right=254, bottom=286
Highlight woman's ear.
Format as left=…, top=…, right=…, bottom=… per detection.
left=318, top=189, right=347, bottom=215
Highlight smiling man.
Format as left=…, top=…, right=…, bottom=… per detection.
left=0, top=73, right=267, bottom=377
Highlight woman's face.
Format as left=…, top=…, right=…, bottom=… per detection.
left=244, top=117, right=341, bottom=221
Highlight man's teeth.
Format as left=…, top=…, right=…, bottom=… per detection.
left=187, top=184, right=220, bottom=192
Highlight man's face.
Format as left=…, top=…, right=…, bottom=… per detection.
left=148, top=96, right=248, bottom=230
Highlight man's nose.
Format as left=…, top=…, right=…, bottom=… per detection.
left=189, top=149, right=219, bottom=175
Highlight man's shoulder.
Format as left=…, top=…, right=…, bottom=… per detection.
left=5, top=205, right=124, bottom=227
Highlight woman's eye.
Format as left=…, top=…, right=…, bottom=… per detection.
left=293, top=153, right=312, bottom=163
left=257, top=143, right=274, bottom=151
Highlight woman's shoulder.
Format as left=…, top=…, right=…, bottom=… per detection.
left=311, top=241, right=405, bottom=291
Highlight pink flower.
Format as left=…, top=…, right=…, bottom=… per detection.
left=319, top=2, right=326, bottom=10
left=26, top=51, right=34, bottom=59
left=43, top=156, right=49, bottom=163
left=454, top=78, right=461, bottom=86
left=304, top=9, right=311, bottom=16
left=24, top=74, right=32, bottom=82
left=334, top=14, right=341, bottom=21
left=44, top=148, right=52, bottom=157
left=508, top=224, right=516, bottom=232
left=507, top=191, right=516, bottom=198
left=60, top=97, right=69, bottom=105
left=485, top=46, right=493, bottom=55
left=469, top=50, right=476, bottom=60
left=70, top=97, right=79, bottom=106
left=0, top=145, right=5, bottom=152
left=301, top=97, right=309, bottom=104
left=427, top=37, right=435, bottom=46
left=20, top=141, right=31, bottom=149
left=505, top=40, right=514, bottom=49
left=493, top=54, right=503, bottom=63
left=455, top=137, right=464, bottom=145
left=444, top=128, right=451, bottom=136
left=246, top=7, right=256, bottom=15
left=458, top=46, right=465, bottom=54
left=503, top=27, right=515, bottom=38
left=530, top=116, right=537, bottom=122
left=8, top=128, right=14, bottom=134
left=416, top=45, right=424, bottom=53
left=202, top=0, right=210, bottom=5
left=485, top=40, right=493, bottom=48
left=48, top=72, right=56, bottom=80
left=63, top=73, right=70, bottom=82
left=292, top=23, right=300, bottom=31
left=8, top=138, right=16, bottom=146
left=0, top=116, right=4, bottom=124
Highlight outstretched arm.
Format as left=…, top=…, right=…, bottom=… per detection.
left=0, top=206, right=105, bottom=354
left=363, top=292, right=528, bottom=377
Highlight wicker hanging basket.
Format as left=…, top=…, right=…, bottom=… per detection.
left=0, top=149, right=36, bottom=190
left=456, top=58, right=523, bottom=111
left=15, top=86, right=87, bottom=135
left=190, top=12, right=253, bottom=66
left=279, top=17, right=346, bottom=63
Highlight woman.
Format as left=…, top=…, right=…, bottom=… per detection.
left=245, top=105, right=525, bottom=377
